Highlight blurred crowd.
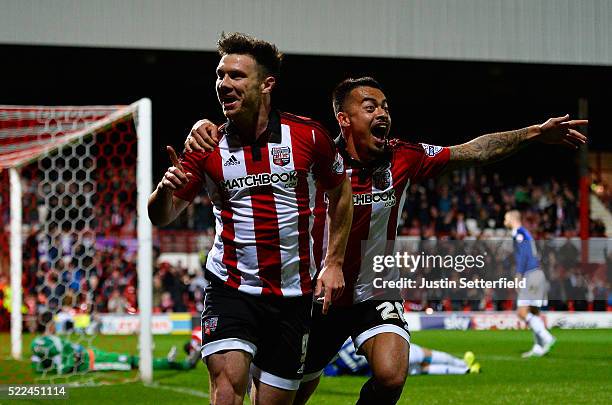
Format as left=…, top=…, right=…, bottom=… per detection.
left=171, top=170, right=608, bottom=239
left=153, top=257, right=207, bottom=314
left=399, top=171, right=583, bottom=239
left=400, top=238, right=610, bottom=313
left=0, top=167, right=610, bottom=332
left=592, top=174, right=612, bottom=214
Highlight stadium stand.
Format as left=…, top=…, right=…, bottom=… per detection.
left=1, top=167, right=609, bottom=332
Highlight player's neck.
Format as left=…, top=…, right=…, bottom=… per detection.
left=344, top=132, right=382, bottom=164
left=231, top=101, right=271, bottom=143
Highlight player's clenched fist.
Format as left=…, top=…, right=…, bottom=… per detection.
left=158, top=145, right=193, bottom=192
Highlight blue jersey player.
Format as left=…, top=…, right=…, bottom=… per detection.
left=323, top=338, right=480, bottom=377
left=504, top=210, right=556, bottom=357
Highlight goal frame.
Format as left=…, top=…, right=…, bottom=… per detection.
left=6, top=98, right=154, bottom=383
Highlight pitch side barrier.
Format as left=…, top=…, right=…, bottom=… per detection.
left=37, top=311, right=612, bottom=335
left=403, top=311, right=612, bottom=331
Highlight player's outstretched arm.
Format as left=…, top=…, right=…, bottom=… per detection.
left=445, top=114, right=587, bottom=171
left=148, top=146, right=192, bottom=226
left=317, top=177, right=353, bottom=314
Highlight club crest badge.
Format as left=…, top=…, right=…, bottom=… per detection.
left=373, top=163, right=392, bottom=190
left=272, top=146, right=291, bottom=166
left=203, top=317, right=218, bottom=336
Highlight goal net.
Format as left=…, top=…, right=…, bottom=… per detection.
left=0, top=100, right=153, bottom=384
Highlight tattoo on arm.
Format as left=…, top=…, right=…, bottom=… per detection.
left=447, top=127, right=533, bottom=171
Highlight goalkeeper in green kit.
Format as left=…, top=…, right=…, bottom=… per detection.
left=31, top=312, right=195, bottom=374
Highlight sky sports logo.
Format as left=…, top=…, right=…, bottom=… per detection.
left=220, top=170, right=298, bottom=191
left=353, top=189, right=396, bottom=207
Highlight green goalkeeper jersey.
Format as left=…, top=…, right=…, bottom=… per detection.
left=31, top=335, right=195, bottom=374
left=30, top=335, right=89, bottom=374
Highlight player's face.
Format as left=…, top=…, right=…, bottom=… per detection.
left=216, top=54, right=264, bottom=119
left=504, top=213, right=512, bottom=229
left=341, top=86, right=391, bottom=156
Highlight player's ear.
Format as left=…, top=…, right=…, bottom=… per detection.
left=261, top=76, right=276, bottom=94
left=337, top=111, right=350, bottom=128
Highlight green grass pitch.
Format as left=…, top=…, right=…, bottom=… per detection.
left=1, top=329, right=610, bottom=404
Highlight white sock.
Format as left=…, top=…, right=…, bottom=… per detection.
left=431, top=350, right=466, bottom=368
left=525, top=313, right=542, bottom=346
left=425, top=364, right=469, bottom=375
left=525, top=313, right=553, bottom=344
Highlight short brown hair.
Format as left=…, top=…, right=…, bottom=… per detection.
left=217, top=32, right=283, bottom=79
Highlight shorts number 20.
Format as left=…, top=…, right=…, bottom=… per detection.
left=376, top=301, right=405, bottom=321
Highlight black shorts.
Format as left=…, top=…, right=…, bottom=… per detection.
left=303, top=300, right=411, bottom=379
left=201, top=274, right=312, bottom=390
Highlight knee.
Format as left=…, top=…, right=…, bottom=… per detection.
left=208, top=368, right=247, bottom=405
left=374, top=366, right=408, bottom=392
left=206, top=352, right=250, bottom=404
left=211, top=378, right=243, bottom=405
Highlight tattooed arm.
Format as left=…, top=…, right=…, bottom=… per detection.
left=445, top=114, right=588, bottom=171
left=446, top=127, right=536, bottom=170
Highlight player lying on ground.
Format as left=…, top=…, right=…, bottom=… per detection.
left=31, top=312, right=194, bottom=374
left=504, top=210, right=556, bottom=358
left=323, top=338, right=480, bottom=377
left=184, top=77, right=587, bottom=405
left=182, top=326, right=204, bottom=369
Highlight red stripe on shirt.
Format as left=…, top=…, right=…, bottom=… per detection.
left=386, top=160, right=405, bottom=242
left=337, top=168, right=372, bottom=306
left=212, top=152, right=241, bottom=289
left=311, top=189, right=327, bottom=273
left=290, top=130, right=315, bottom=294
left=243, top=144, right=283, bottom=296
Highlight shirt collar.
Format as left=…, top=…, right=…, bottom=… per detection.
left=223, top=109, right=282, bottom=147
left=334, top=133, right=391, bottom=170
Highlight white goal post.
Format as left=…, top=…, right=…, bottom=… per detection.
left=0, top=99, right=153, bottom=383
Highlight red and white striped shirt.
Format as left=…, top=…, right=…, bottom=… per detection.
left=313, top=139, right=450, bottom=306
left=175, top=111, right=345, bottom=297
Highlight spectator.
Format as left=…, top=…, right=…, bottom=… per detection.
left=108, top=288, right=129, bottom=314
left=160, top=292, right=174, bottom=313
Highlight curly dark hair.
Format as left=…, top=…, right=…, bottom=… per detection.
left=217, top=32, right=283, bottom=79
left=332, top=77, right=384, bottom=115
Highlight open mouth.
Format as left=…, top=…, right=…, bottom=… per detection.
left=220, top=95, right=239, bottom=109
left=371, top=122, right=389, bottom=144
